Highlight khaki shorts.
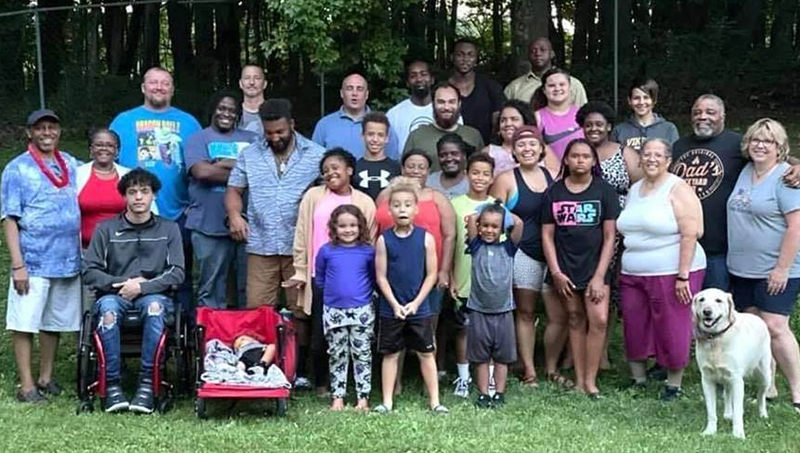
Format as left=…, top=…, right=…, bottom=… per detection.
left=246, top=254, right=306, bottom=318
left=6, top=276, right=81, bottom=333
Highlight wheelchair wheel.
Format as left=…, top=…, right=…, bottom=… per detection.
left=76, top=400, right=94, bottom=415
left=195, top=398, right=206, bottom=419
left=158, top=396, right=173, bottom=414
left=75, top=310, right=97, bottom=403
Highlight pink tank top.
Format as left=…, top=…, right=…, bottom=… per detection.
left=536, top=105, right=584, bottom=160
left=376, top=198, right=443, bottom=267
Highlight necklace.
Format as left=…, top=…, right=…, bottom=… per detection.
left=274, top=151, right=292, bottom=176
left=27, top=144, right=69, bottom=188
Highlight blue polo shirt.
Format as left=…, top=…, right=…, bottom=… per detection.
left=311, top=107, right=399, bottom=159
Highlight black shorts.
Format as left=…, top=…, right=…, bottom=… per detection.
left=438, top=296, right=469, bottom=329
left=466, top=310, right=517, bottom=364
left=731, top=275, right=800, bottom=316
left=377, top=315, right=436, bottom=354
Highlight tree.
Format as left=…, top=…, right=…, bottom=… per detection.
left=511, top=0, right=549, bottom=76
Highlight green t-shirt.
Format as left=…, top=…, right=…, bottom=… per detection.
left=452, top=194, right=495, bottom=299
left=403, top=124, right=484, bottom=172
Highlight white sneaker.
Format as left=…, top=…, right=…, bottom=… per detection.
left=293, top=376, right=312, bottom=390
left=453, top=376, right=471, bottom=398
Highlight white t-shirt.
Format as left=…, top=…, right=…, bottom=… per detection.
left=387, top=98, right=463, bottom=152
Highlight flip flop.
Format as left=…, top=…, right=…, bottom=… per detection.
left=546, top=372, right=575, bottom=391
left=431, top=404, right=449, bottom=414
left=520, top=375, right=539, bottom=388
left=372, top=404, right=392, bottom=414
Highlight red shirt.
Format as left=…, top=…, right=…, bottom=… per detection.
left=78, top=171, right=126, bottom=248
left=376, top=198, right=443, bottom=267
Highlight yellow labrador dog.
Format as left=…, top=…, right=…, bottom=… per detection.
left=692, top=288, right=772, bottom=439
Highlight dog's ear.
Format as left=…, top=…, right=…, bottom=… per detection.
left=726, top=292, right=736, bottom=324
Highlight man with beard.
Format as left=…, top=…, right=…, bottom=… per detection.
left=448, top=39, right=505, bottom=144
left=504, top=37, right=587, bottom=106
left=225, top=98, right=324, bottom=389
left=238, top=64, right=267, bottom=134
left=672, top=94, right=800, bottom=290
left=404, top=82, right=484, bottom=172
left=186, top=91, right=257, bottom=309
left=426, top=133, right=470, bottom=198
left=110, top=67, right=201, bottom=316
left=313, top=72, right=399, bottom=159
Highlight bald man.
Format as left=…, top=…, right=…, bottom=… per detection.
left=110, top=66, right=201, bottom=315
left=239, top=64, right=267, bottom=134
left=504, top=37, right=588, bottom=106
left=312, top=72, right=399, bottom=159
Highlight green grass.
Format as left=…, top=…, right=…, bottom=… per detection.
left=3, top=127, right=800, bottom=453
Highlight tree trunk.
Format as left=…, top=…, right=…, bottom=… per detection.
left=426, top=0, right=437, bottom=63
left=492, top=0, right=503, bottom=68
left=215, top=2, right=242, bottom=87
left=618, top=0, right=633, bottom=59
left=193, top=3, right=216, bottom=83
left=167, top=0, right=194, bottom=82
left=39, top=0, right=71, bottom=94
left=572, top=0, right=593, bottom=66
left=0, top=1, right=27, bottom=97
left=124, top=4, right=144, bottom=75
left=102, top=6, right=127, bottom=75
left=732, top=0, right=764, bottom=53
left=769, top=0, right=798, bottom=54
left=450, top=0, right=459, bottom=54
left=406, top=2, right=429, bottom=62
left=511, top=0, right=549, bottom=76
left=141, top=3, right=161, bottom=70
left=551, top=0, right=566, bottom=67
left=437, top=0, right=447, bottom=64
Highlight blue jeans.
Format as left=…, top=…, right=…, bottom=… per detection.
left=95, top=294, right=173, bottom=382
left=191, top=231, right=247, bottom=309
left=703, top=253, right=731, bottom=291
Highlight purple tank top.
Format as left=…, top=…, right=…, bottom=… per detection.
left=536, top=105, right=584, bottom=160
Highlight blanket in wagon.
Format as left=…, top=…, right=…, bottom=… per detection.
left=200, top=339, right=291, bottom=388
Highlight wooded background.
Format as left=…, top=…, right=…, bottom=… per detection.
left=0, top=0, right=798, bottom=135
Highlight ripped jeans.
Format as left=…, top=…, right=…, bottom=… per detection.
left=95, top=294, right=173, bottom=383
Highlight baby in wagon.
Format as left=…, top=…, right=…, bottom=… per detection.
left=201, top=333, right=288, bottom=387
left=233, top=334, right=276, bottom=374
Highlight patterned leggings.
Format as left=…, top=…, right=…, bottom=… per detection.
left=326, top=323, right=373, bottom=399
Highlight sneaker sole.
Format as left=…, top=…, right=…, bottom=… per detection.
left=105, top=402, right=130, bottom=413
left=129, top=404, right=154, bottom=414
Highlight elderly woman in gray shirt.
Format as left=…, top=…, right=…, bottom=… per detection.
left=727, top=118, right=800, bottom=411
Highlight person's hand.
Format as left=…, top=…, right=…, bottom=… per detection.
left=449, top=274, right=459, bottom=299
left=12, top=267, right=30, bottom=296
left=281, top=279, right=305, bottom=291
left=217, top=158, right=236, bottom=170
left=767, top=267, right=789, bottom=296
left=675, top=279, right=693, bottom=304
left=586, top=276, right=606, bottom=304
left=552, top=271, right=575, bottom=299
left=403, top=301, right=420, bottom=317
left=229, top=213, right=249, bottom=242
left=113, top=278, right=142, bottom=300
left=782, top=165, right=800, bottom=188
left=437, top=271, right=449, bottom=290
left=392, top=304, right=407, bottom=320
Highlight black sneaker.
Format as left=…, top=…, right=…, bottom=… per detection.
left=129, top=378, right=155, bottom=414
left=661, top=385, right=684, bottom=402
left=16, top=388, right=48, bottom=404
left=103, top=384, right=129, bottom=413
left=36, top=381, right=62, bottom=397
left=475, top=393, right=492, bottom=409
left=491, top=392, right=506, bottom=407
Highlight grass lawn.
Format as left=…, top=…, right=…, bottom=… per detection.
left=2, top=122, right=800, bottom=453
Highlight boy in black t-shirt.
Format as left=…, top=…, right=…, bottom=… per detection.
left=354, top=112, right=401, bottom=200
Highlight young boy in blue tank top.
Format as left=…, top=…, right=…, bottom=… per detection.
left=373, top=177, right=448, bottom=414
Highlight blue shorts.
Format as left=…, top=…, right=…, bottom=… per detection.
left=730, top=275, right=800, bottom=316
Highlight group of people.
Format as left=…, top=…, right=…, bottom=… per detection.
left=4, top=36, right=800, bottom=416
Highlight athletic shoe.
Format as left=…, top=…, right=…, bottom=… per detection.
left=491, top=392, right=506, bottom=406
left=16, top=388, right=48, bottom=404
left=660, top=385, right=684, bottom=402
left=474, top=393, right=492, bottom=409
left=647, top=364, right=668, bottom=381
left=293, top=376, right=312, bottom=390
left=103, top=384, right=129, bottom=413
left=453, top=376, right=471, bottom=398
left=129, top=378, right=155, bottom=414
left=36, top=381, right=62, bottom=397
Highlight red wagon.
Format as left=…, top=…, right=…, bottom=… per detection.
left=194, top=306, right=296, bottom=418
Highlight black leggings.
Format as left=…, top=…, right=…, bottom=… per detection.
left=311, top=279, right=329, bottom=388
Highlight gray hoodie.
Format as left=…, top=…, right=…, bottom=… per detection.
left=611, top=114, right=680, bottom=152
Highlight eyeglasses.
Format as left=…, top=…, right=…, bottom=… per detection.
left=750, top=138, right=776, bottom=146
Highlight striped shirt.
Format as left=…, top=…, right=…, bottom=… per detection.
left=228, top=132, right=325, bottom=256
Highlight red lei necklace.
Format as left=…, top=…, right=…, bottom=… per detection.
left=28, top=144, right=70, bottom=188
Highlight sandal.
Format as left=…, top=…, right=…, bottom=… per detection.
left=36, top=381, right=62, bottom=397
left=430, top=404, right=449, bottom=414
left=546, top=372, right=575, bottom=391
left=793, top=402, right=800, bottom=414
left=520, top=375, right=539, bottom=388
left=372, top=404, right=392, bottom=414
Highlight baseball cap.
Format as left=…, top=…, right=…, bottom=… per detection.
left=26, top=109, right=60, bottom=127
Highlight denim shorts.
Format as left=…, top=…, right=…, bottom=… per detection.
left=730, top=275, right=800, bottom=316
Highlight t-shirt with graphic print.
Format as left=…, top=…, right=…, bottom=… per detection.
left=541, top=177, right=620, bottom=289
left=353, top=157, right=401, bottom=201
left=111, top=106, right=202, bottom=220
left=185, top=127, right=257, bottom=236
left=671, top=130, right=744, bottom=255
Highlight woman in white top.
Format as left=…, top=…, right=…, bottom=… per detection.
left=727, top=118, right=800, bottom=409
left=617, top=138, right=706, bottom=401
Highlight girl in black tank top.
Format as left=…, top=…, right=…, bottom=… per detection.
left=511, top=167, right=554, bottom=262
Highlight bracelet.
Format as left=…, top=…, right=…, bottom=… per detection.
left=676, top=276, right=689, bottom=282
left=11, top=264, right=25, bottom=271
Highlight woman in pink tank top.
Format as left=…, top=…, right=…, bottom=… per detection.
left=535, top=68, right=585, bottom=167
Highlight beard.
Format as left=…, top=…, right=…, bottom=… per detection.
left=434, top=110, right=458, bottom=129
left=269, top=135, right=291, bottom=154
left=411, top=84, right=430, bottom=99
left=693, top=124, right=716, bottom=138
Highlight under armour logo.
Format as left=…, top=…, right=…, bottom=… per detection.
left=358, top=169, right=391, bottom=189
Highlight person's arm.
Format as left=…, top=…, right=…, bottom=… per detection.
left=509, top=212, right=524, bottom=244
left=671, top=180, right=704, bottom=304
left=260, top=344, right=277, bottom=366
left=406, top=232, right=438, bottom=316
left=435, top=191, right=457, bottom=288
left=284, top=190, right=314, bottom=289
left=314, top=246, right=327, bottom=290
left=190, top=160, right=235, bottom=184
left=489, top=171, right=513, bottom=203
left=375, top=236, right=405, bottom=320
left=781, top=159, right=800, bottom=187
left=587, top=219, right=616, bottom=304
left=4, top=218, right=29, bottom=295
left=622, top=145, right=643, bottom=183
left=225, top=186, right=249, bottom=241
left=466, top=212, right=479, bottom=241
left=767, top=211, right=800, bottom=296
left=138, top=223, right=186, bottom=295
left=667, top=123, right=680, bottom=145
left=541, top=192, right=574, bottom=298
left=82, top=225, right=128, bottom=293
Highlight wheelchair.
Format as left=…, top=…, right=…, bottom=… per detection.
left=75, top=296, right=191, bottom=414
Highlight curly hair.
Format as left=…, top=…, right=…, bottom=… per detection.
left=327, top=204, right=371, bottom=245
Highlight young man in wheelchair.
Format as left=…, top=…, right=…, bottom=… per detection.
left=83, top=168, right=185, bottom=413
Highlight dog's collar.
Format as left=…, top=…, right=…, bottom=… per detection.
left=697, top=318, right=735, bottom=341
